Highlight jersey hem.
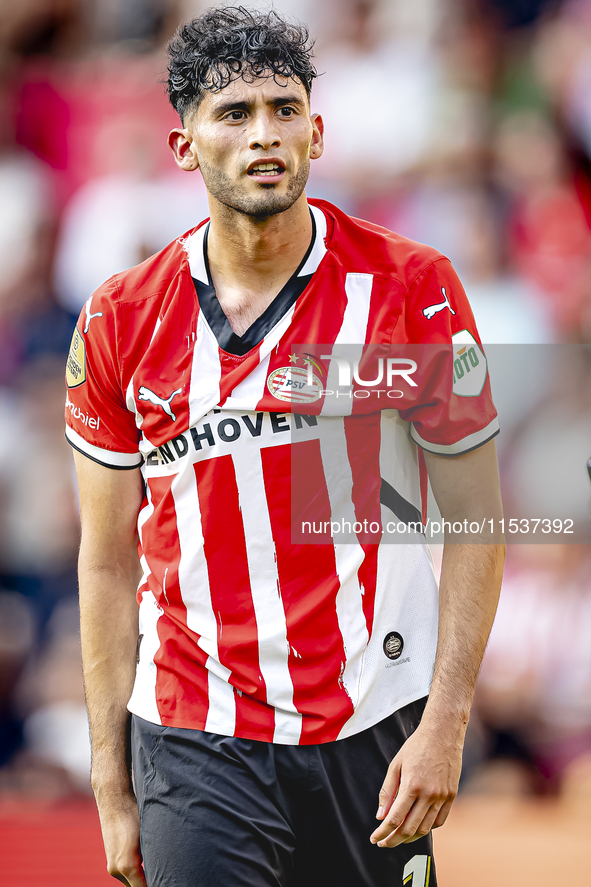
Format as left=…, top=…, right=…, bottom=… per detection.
left=126, top=685, right=433, bottom=746
left=335, top=686, right=433, bottom=742
left=66, top=425, right=143, bottom=469
left=410, top=416, right=500, bottom=456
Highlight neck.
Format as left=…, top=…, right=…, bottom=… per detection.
left=204, top=194, right=313, bottom=335
left=207, top=192, right=312, bottom=287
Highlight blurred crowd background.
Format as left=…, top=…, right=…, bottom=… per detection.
left=0, top=0, right=590, bottom=813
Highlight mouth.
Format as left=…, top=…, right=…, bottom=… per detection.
left=247, top=159, right=286, bottom=181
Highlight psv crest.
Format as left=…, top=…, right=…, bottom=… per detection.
left=267, top=352, right=325, bottom=403
left=66, top=327, right=86, bottom=388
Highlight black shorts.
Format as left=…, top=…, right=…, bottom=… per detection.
left=132, top=699, right=437, bottom=887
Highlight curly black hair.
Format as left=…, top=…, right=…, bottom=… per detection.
left=166, top=6, right=317, bottom=123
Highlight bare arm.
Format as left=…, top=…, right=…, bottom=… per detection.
left=371, top=439, right=505, bottom=847
left=74, top=450, right=147, bottom=886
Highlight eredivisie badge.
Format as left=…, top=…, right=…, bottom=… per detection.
left=66, top=327, right=86, bottom=388
left=267, top=352, right=324, bottom=403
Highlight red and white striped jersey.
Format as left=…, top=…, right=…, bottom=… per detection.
left=65, top=199, right=498, bottom=744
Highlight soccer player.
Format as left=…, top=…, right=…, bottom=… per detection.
left=65, top=8, right=505, bottom=887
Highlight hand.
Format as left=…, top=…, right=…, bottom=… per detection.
left=95, top=787, right=147, bottom=886
left=369, top=719, right=464, bottom=848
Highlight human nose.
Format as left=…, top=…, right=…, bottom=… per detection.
left=248, top=111, right=281, bottom=151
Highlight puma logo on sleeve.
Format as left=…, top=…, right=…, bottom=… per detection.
left=138, top=386, right=183, bottom=421
left=422, top=287, right=456, bottom=320
left=84, top=296, right=104, bottom=334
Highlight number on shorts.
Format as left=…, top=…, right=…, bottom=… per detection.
left=403, top=854, right=431, bottom=886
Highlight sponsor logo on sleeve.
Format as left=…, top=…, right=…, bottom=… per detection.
left=65, top=395, right=101, bottom=429
left=66, top=327, right=86, bottom=388
left=452, top=330, right=487, bottom=397
left=423, top=286, right=456, bottom=320
left=138, top=386, right=182, bottom=421
left=83, top=295, right=103, bottom=334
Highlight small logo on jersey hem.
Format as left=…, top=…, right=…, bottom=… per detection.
left=383, top=631, right=404, bottom=660
left=66, top=327, right=86, bottom=388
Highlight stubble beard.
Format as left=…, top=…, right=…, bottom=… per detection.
left=199, top=157, right=310, bottom=220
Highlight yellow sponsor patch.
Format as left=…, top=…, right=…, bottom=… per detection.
left=66, top=327, right=86, bottom=388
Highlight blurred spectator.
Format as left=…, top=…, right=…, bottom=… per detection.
left=535, top=0, right=591, bottom=156
left=0, top=356, right=80, bottom=622
left=471, top=545, right=591, bottom=794
left=0, top=591, right=35, bottom=767
left=310, top=0, right=443, bottom=204
left=0, top=73, right=59, bottom=384
left=500, top=344, right=591, bottom=529
left=53, top=115, right=209, bottom=313
left=20, top=597, right=90, bottom=792
left=0, top=149, right=56, bottom=380
left=84, top=0, right=177, bottom=49
left=0, top=1, right=83, bottom=60
left=493, top=109, right=591, bottom=336
left=0, top=596, right=90, bottom=799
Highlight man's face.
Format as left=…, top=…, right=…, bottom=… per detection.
left=170, top=74, right=323, bottom=219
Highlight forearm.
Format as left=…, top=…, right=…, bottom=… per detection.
left=78, top=539, right=146, bottom=885
left=371, top=539, right=505, bottom=847
left=79, top=550, right=142, bottom=793
left=423, top=541, right=505, bottom=731
left=422, top=441, right=506, bottom=731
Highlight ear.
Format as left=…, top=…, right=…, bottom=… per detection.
left=309, top=113, right=324, bottom=161
left=168, top=128, right=199, bottom=171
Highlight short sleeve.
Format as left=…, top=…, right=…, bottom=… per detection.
left=396, top=257, right=499, bottom=455
left=65, top=279, right=142, bottom=469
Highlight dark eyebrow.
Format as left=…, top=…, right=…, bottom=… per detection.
left=272, top=94, right=306, bottom=108
left=213, top=100, right=250, bottom=117
left=213, top=94, right=306, bottom=118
